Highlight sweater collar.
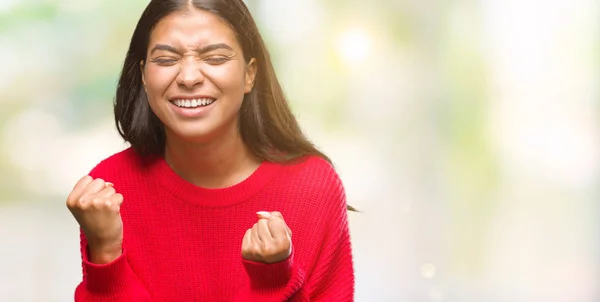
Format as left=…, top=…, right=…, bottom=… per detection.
left=147, top=155, right=281, bottom=207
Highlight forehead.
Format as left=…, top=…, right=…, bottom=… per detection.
left=149, top=9, right=239, bottom=49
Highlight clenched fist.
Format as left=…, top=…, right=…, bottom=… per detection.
left=241, top=211, right=292, bottom=264
left=66, top=175, right=124, bottom=264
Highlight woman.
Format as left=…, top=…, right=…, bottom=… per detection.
left=66, top=0, right=354, bottom=301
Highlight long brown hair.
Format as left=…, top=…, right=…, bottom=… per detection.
left=113, top=0, right=356, bottom=211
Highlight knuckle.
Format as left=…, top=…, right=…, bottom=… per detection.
left=275, top=237, right=290, bottom=249
left=77, top=196, right=87, bottom=206
left=66, top=197, right=75, bottom=208
left=91, top=178, right=104, bottom=186
left=67, top=200, right=81, bottom=210
left=71, top=197, right=86, bottom=209
left=260, top=242, right=271, bottom=254
left=80, top=175, right=92, bottom=185
left=91, top=197, right=105, bottom=207
left=272, top=215, right=284, bottom=223
left=248, top=246, right=259, bottom=258
left=273, top=237, right=284, bottom=246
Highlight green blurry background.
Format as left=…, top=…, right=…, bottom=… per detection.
left=0, top=0, right=598, bottom=301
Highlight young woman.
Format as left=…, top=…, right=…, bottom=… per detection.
left=66, top=0, right=354, bottom=301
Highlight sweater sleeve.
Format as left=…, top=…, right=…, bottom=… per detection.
left=300, top=195, right=355, bottom=301
left=235, top=250, right=307, bottom=302
left=236, top=172, right=355, bottom=302
left=74, top=230, right=152, bottom=301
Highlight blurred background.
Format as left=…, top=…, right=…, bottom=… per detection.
left=0, top=0, right=598, bottom=301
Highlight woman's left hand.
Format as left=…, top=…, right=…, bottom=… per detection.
left=242, top=211, right=292, bottom=263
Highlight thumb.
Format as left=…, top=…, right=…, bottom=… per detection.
left=265, top=211, right=292, bottom=237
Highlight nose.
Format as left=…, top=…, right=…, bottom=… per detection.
left=176, top=58, right=204, bottom=88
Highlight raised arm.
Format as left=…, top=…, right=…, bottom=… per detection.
left=67, top=175, right=152, bottom=301
left=236, top=176, right=355, bottom=301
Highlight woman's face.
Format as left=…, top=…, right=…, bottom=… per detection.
left=142, top=9, right=256, bottom=144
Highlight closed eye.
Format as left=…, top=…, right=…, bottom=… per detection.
left=205, top=57, right=229, bottom=65
left=150, top=58, right=178, bottom=65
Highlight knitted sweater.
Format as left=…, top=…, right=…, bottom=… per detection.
left=74, top=148, right=354, bottom=301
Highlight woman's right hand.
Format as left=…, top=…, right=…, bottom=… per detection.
left=66, top=175, right=124, bottom=264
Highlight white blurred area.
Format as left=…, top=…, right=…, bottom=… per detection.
left=0, top=0, right=598, bottom=301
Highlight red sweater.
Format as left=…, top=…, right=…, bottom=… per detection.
left=74, top=148, right=354, bottom=301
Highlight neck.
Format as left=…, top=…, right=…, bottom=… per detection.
left=164, top=128, right=261, bottom=189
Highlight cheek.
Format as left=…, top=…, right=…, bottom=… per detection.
left=145, top=66, right=177, bottom=97
left=206, top=63, right=247, bottom=93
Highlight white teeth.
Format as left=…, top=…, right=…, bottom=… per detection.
left=173, top=98, right=214, bottom=108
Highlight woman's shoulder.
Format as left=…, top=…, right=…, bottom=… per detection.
left=282, top=155, right=338, bottom=178
left=274, top=156, right=348, bottom=222
left=88, top=147, right=145, bottom=179
left=279, top=155, right=345, bottom=199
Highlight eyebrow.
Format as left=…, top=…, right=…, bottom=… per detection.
left=150, top=43, right=234, bottom=55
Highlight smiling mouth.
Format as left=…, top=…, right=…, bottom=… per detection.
left=170, top=98, right=216, bottom=108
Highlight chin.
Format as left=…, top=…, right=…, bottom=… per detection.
left=170, top=129, right=214, bottom=144
left=166, top=122, right=225, bottom=144
left=164, top=112, right=240, bottom=144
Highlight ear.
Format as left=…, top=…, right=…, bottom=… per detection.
left=244, top=58, right=257, bottom=94
left=140, top=60, right=147, bottom=88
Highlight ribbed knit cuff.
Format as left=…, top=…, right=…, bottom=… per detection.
left=83, top=247, right=135, bottom=295
left=242, top=251, right=294, bottom=289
